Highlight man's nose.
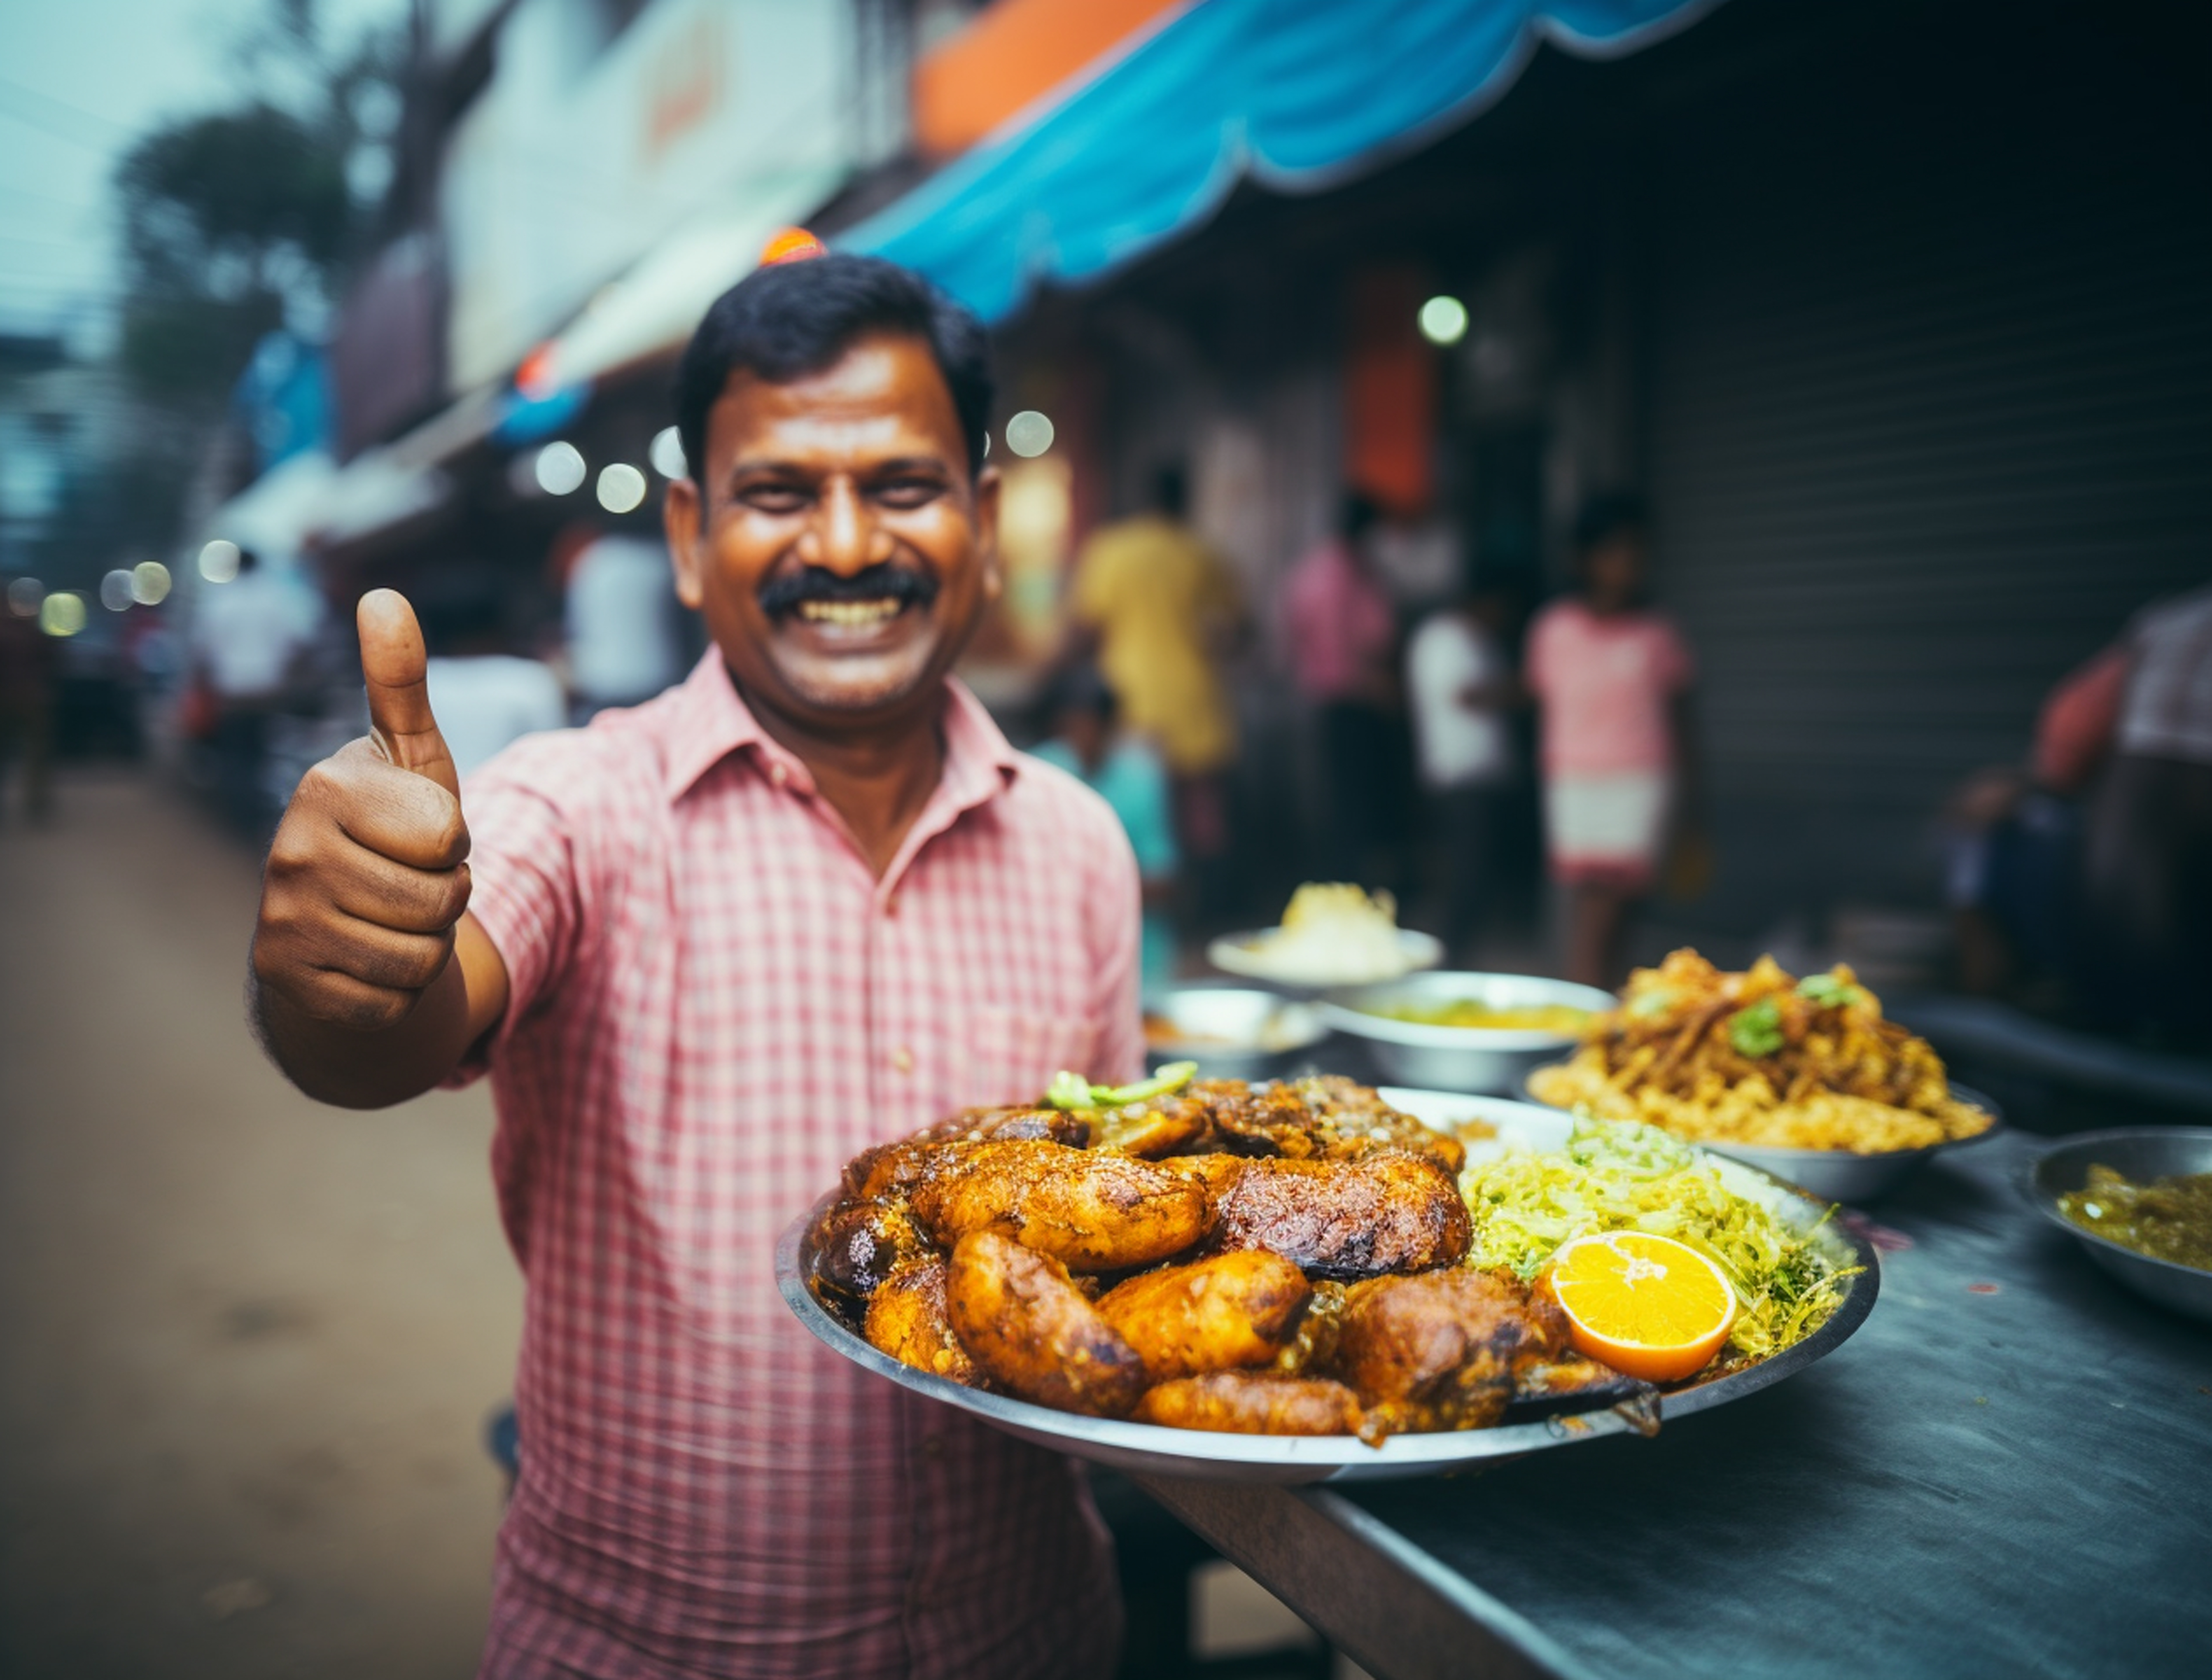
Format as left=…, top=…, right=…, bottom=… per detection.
left=805, top=478, right=896, bottom=575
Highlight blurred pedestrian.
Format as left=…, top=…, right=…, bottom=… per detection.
left=2077, top=583, right=2212, bottom=1044
left=1282, top=491, right=1402, bottom=884
left=0, top=592, right=56, bottom=824
left=1525, top=495, right=1697, bottom=988
left=420, top=591, right=567, bottom=779
left=1406, top=578, right=1519, bottom=962
left=190, top=548, right=323, bottom=837
left=1069, top=464, right=1245, bottom=877
left=1030, top=662, right=1180, bottom=988
left=563, top=530, right=684, bottom=721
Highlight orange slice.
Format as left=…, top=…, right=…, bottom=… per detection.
left=1541, top=1231, right=1737, bottom=1383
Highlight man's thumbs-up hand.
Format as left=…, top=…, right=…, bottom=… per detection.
left=252, top=590, right=475, bottom=1032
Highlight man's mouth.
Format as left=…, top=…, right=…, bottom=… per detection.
left=795, top=597, right=907, bottom=627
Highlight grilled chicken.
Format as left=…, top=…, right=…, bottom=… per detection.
left=1133, top=1372, right=1364, bottom=1436
left=1207, top=1149, right=1472, bottom=1280
left=807, top=1196, right=927, bottom=1307
left=1208, top=1076, right=1465, bottom=1174
left=912, top=1140, right=1208, bottom=1271
left=864, top=1254, right=981, bottom=1386
left=1331, top=1269, right=1569, bottom=1443
left=1090, top=1090, right=1216, bottom=1158
left=1095, top=1250, right=1311, bottom=1383
left=944, top=1229, right=1148, bottom=1416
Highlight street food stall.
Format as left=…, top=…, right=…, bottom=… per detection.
left=782, top=922, right=2212, bottom=1678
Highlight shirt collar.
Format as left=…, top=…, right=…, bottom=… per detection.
left=659, top=647, right=1020, bottom=811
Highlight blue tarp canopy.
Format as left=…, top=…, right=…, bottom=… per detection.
left=847, top=0, right=1720, bottom=322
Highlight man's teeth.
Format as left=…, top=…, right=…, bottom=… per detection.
left=796, top=598, right=903, bottom=626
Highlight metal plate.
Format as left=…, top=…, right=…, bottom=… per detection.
left=1319, top=973, right=1616, bottom=1096
left=1519, top=1068, right=2005, bottom=1202
left=1206, top=927, right=1444, bottom=994
left=773, top=1092, right=1881, bottom=1483
left=2020, top=1127, right=2212, bottom=1324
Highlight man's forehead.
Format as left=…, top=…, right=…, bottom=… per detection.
left=708, top=333, right=963, bottom=466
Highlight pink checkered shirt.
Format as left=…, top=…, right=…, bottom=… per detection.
left=453, top=650, right=1142, bottom=1679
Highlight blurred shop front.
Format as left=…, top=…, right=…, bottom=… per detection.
left=849, top=0, right=2212, bottom=941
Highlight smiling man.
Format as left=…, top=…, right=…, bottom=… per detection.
left=248, top=257, right=1139, bottom=1678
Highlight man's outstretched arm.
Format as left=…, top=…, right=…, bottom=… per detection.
left=250, top=590, right=510, bottom=1108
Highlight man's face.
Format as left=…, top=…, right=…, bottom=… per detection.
left=664, top=332, right=1000, bottom=732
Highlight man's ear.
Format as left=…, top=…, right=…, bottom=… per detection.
left=663, top=477, right=706, bottom=609
left=972, top=463, right=1003, bottom=602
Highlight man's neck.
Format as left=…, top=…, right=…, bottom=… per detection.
left=734, top=672, right=948, bottom=878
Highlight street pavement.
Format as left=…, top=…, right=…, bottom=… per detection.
left=0, top=771, right=522, bottom=1679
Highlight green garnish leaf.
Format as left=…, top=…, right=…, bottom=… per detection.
left=1797, top=974, right=1862, bottom=1009
left=1044, top=1069, right=1098, bottom=1110
left=1043, top=1060, right=1199, bottom=1110
left=1728, top=998, right=1785, bottom=1057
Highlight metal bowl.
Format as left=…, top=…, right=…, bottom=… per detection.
left=2021, top=1128, right=2212, bottom=1323
left=1320, top=972, right=1615, bottom=1095
left=1206, top=927, right=1443, bottom=995
left=775, top=1091, right=1879, bottom=1482
left=1141, top=986, right=1331, bottom=1082
left=1518, top=1070, right=2005, bottom=1203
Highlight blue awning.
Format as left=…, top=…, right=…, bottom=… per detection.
left=846, top=0, right=1720, bottom=322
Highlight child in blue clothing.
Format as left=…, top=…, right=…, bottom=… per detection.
left=1030, top=664, right=1181, bottom=988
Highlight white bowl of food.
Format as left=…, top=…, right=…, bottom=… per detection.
left=1208, top=883, right=1443, bottom=992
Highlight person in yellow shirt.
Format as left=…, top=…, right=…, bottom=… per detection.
left=1070, top=466, right=1246, bottom=873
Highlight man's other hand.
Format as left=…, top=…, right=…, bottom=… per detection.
left=252, top=590, right=472, bottom=1032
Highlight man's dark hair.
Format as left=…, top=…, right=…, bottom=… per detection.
left=1044, top=660, right=1119, bottom=724
left=1574, top=492, right=1648, bottom=555
left=674, top=254, right=992, bottom=496
left=1151, top=464, right=1188, bottom=519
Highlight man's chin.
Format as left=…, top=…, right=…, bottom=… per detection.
left=754, top=645, right=946, bottom=722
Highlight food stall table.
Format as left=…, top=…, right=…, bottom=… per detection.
left=1134, top=1131, right=2212, bottom=1679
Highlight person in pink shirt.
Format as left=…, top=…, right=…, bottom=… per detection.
left=1281, top=492, right=1403, bottom=881
left=1525, top=496, right=1698, bottom=988
left=246, top=257, right=1140, bottom=1677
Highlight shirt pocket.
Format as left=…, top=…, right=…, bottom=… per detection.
left=958, top=1003, right=1099, bottom=1109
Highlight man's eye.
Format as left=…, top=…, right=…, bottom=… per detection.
left=740, top=484, right=809, bottom=513
left=874, top=478, right=942, bottom=508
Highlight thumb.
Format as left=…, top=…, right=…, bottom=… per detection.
left=358, top=589, right=461, bottom=799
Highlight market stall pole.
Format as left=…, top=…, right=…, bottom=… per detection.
left=1135, top=1131, right=2212, bottom=1680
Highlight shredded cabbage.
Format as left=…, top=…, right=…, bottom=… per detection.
left=1462, top=1119, right=1856, bottom=1362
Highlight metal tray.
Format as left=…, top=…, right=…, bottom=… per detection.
left=1319, top=972, right=1616, bottom=1095
left=1206, top=927, right=1443, bottom=995
left=2020, top=1127, right=2212, bottom=1324
left=1519, top=1068, right=2004, bottom=1202
left=773, top=1092, right=1880, bottom=1483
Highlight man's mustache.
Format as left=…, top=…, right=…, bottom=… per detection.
left=756, top=563, right=940, bottom=618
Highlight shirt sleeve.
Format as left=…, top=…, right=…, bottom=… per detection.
left=443, top=742, right=590, bottom=1085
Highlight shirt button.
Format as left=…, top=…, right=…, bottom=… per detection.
left=769, top=762, right=788, bottom=788
left=892, top=1046, right=914, bottom=1073
left=883, top=894, right=899, bottom=918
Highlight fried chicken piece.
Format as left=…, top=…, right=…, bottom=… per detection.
left=864, top=1254, right=981, bottom=1386
left=1090, top=1090, right=1215, bottom=1158
left=1207, top=1149, right=1471, bottom=1280
left=1095, top=1251, right=1311, bottom=1383
left=915, top=1106, right=1094, bottom=1149
left=1508, top=1355, right=1649, bottom=1410
left=1133, top=1372, right=1364, bottom=1436
left=944, top=1229, right=1148, bottom=1416
left=807, top=1196, right=926, bottom=1307
left=912, top=1140, right=1208, bottom=1271
left=1209, top=1076, right=1465, bottom=1173
left=1332, top=1269, right=1569, bottom=1443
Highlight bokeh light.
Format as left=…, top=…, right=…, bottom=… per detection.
left=1418, top=295, right=1469, bottom=345
left=535, top=441, right=587, bottom=495
left=597, top=463, right=647, bottom=513
left=198, top=539, right=241, bottom=582
left=100, top=570, right=135, bottom=612
left=39, top=592, right=86, bottom=636
left=649, top=425, right=687, bottom=479
left=1005, top=410, right=1055, bottom=458
left=6, top=577, right=41, bottom=616
left=131, top=561, right=172, bottom=606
